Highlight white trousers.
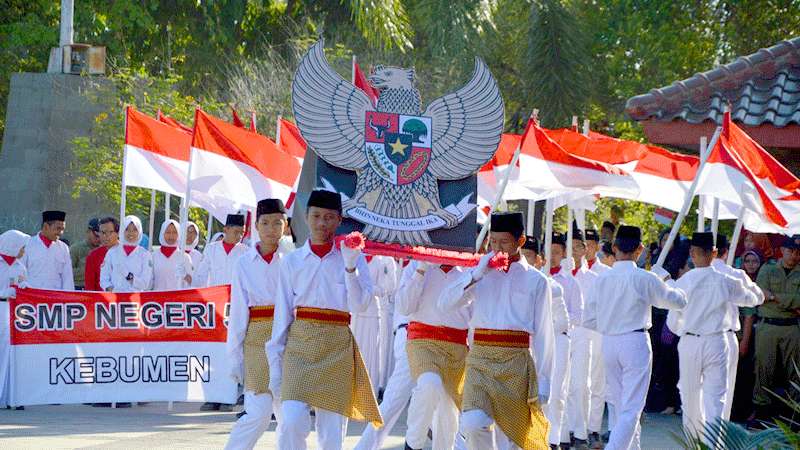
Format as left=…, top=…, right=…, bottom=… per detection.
left=587, top=327, right=606, bottom=433
left=545, top=333, right=571, bottom=445
left=567, top=326, right=592, bottom=440
left=224, top=391, right=279, bottom=450
left=678, top=334, right=729, bottom=438
left=406, top=372, right=459, bottom=449
left=460, top=409, right=520, bottom=450
left=278, top=400, right=348, bottom=450
left=603, top=331, right=651, bottom=450
left=723, top=331, right=738, bottom=420
left=355, top=327, right=413, bottom=450
left=352, top=313, right=382, bottom=394
left=378, top=296, right=395, bottom=389
left=0, top=303, right=9, bottom=407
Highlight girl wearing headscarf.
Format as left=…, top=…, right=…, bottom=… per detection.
left=0, top=230, right=29, bottom=408
left=100, top=215, right=153, bottom=292
left=185, top=222, right=203, bottom=270
left=152, top=220, right=193, bottom=290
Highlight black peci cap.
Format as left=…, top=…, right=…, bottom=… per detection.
left=490, top=212, right=525, bottom=238
left=690, top=232, right=715, bottom=251
left=225, top=214, right=245, bottom=227
left=42, top=210, right=66, bottom=222
left=257, top=198, right=286, bottom=218
left=307, top=190, right=342, bottom=213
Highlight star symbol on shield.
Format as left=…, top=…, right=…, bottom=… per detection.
left=388, top=136, right=407, bottom=156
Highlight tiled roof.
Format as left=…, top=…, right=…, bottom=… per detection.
left=626, top=37, right=800, bottom=128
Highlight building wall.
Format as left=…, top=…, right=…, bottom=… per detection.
left=0, top=73, right=113, bottom=243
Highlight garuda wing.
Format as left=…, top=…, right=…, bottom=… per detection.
left=292, top=39, right=374, bottom=170
left=423, top=57, right=505, bottom=180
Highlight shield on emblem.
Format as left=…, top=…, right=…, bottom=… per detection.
left=365, top=111, right=432, bottom=185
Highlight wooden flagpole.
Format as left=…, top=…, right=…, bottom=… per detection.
left=727, top=207, right=746, bottom=266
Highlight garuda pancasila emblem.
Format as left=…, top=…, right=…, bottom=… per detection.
left=292, top=40, right=504, bottom=245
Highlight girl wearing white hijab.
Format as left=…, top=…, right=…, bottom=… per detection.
left=100, top=215, right=153, bottom=292
left=0, top=230, right=29, bottom=408
left=185, top=222, right=203, bottom=270
left=152, top=220, right=193, bottom=290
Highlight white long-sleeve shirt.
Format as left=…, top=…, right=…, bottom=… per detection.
left=439, top=256, right=554, bottom=399
left=552, top=266, right=584, bottom=329
left=584, top=261, right=687, bottom=335
left=396, top=262, right=471, bottom=329
left=186, top=249, right=202, bottom=272
left=192, top=241, right=248, bottom=287
left=266, top=242, right=373, bottom=392
left=549, top=277, right=570, bottom=335
left=152, top=248, right=192, bottom=291
left=0, top=260, right=25, bottom=298
left=666, top=265, right=762, bottom=336
left=588, top=258, right=611, bottom=276
left=21, top=234, right=74, bottom=290
left=227, top=245, right=283, bottom=372
left=710, top=258, right=765, bottom=332
left=393, top=263, right=414, bottom=328
left=99, top=244, right=153, bottom=292
left=359, top=256, right=396, bottom=318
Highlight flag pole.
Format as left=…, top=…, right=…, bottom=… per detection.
left=179, top=110, right=198, bottom=254
left=544, top=197, right=554, bottom=274
left=566, top=207, right=574, bottom=266
left=165, top=192, right=171, bottom=221
left=276, top=114, right=282, bottom=146
left=526, top=201, right=535, bottom=234
left=656, top=126, right=721, bottom=267
left=206, top=211, right=213, bottom=245
left=727, top=207, right=746, bottom=266
left=120, top=106, right=129, bottom=224
left=696, top=136, right=708, bottom=232
left=711, top=198, right=720, bottom=243
left=475, top=109, right=536, bottom=249
left=250, top=208, right=257, bottom=248
left=148, top=190, right=156, bottom=251
left=351, top=55, right=356, bottom=85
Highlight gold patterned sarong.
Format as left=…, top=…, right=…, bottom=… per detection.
left=281, top=307, right=383, bottom=427
left=462, top=329, right=549, bottom=450
left=406, top=321, right=469, bottom=408
left=244, top=306, right=274, bottom=394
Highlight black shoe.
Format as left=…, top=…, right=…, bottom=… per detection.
left=574, top=438, right=590, bottom=450
left=14, top=406, right=24, bottom=411
left=92, top=403, right=112, bottom=407
left=218, top=403, right=234, bottom=412
left=115, top=403, right=132, bottom=408
left=589, top=431, right=604, bottom=449
left=550, top=445, right=559, bottom=450
left=560, top=442, right=571, bottom=450
left=601, top=431, right=610, bottom=443
left=236, top=410, right=247, bottom=419
left=200, top=402, right=221, bottom=411
left=237, top=394, right=244, bottom=405
left=404, top=442, right=420, bottom=450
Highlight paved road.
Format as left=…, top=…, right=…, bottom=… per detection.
left=0, top=403, right=684, bottom=449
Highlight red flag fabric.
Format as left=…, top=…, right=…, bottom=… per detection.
left=190, top=109, right=301, bottom=211
left=231, top=107, right=246, bottom=128
left=277, top=119, right=308, bottom=215
left=353, top=61, right=379, bottom=107
left=156, top=110, right=193, bottom=135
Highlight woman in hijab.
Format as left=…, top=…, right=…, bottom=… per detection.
left=152, top=220, right=193, bottom=290
left=100, top=215, right=153, bottom=292
left=730, top=248, right=765, bottom=422
left=0, top=230, right=29, bottom=408
left=185, top=222, right=203, bottom=269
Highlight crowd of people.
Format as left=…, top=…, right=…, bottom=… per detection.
left=0, top=195, right=797, bottom=450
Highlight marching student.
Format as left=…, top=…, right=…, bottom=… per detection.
left=84, top=217, right=120, bottom=292
left=266, top=190, right=381, bottom=450
left=355, top=261, right=414, bottom=450
left=192, top=214, right=248, bottom=289
left=99, top=215, right=153, bottom=293
left=397, top=259, right=471, bottom=450
left=548, top=231, right=583, bottom=450
left=598, top=240, right=616, bottom=267
left=584, top=225, right=687, bottom=450
left=22, top=210, right=74, bottom=290
left=352, top=255, right=396, bottom=395
left=193, top=213, right=247, bottom=412
left=0, top=230, right=29, bottom=409
left=152, top=220, right=192, bottom=290
left=224, top=199, right=288, bottom=450
left=666, top=232, right=761, bottom=440
left=441, top=212, right=554, bottom=450
left=583, top=229, right=611, bottom=448
left=711, top=234, right=764, bottom=420
left=567, top=228, right=600, bottom=450
left=185, top=221, right=203, bottom=269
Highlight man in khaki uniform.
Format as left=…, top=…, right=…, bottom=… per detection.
left=753, top=235, right=800, bottom=420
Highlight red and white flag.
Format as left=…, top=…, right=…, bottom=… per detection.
left=189, top=109, right=301, bottom=211
left=477, top=133, right=522, bottom=222
left=546, top=127, right=700, bottom=211
left=515, top=120, right=638, bottom=199
left=696, top=111, right=800, bottom=232
left=277, top=118, right=307, bottom=215
left=124, top=106, right=191, bottom=197
left=353, top=60, right=379, bottom=107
